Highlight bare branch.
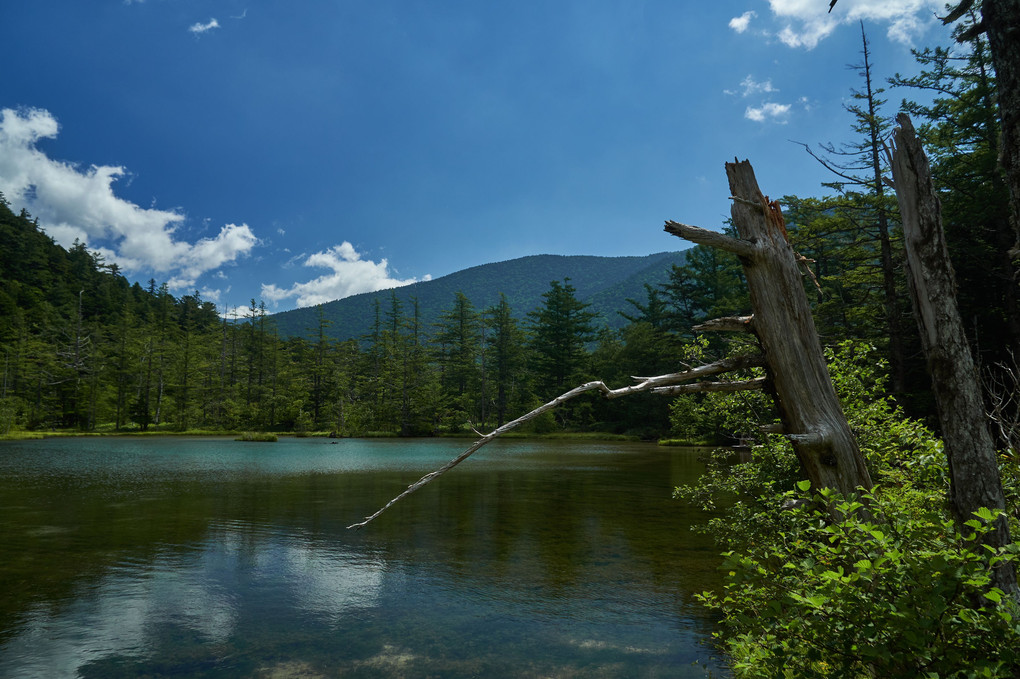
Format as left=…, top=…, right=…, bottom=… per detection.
left=942, top=0, right=976, bottom=25
left=984, top=349, right=1020, bottom=453
left=791, top=139, right=869, bottom=188
left=663, top=220, right=757, bottom=258
left=347, top=354, right=763, bottom=529
left=788, top=432, right=825, bottom=445
left=694, top=315, right=754, bottom=333
left=653, top=377, right=766, bottom=395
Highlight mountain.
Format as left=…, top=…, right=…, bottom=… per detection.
left=268, top=250, right=690, bottom=341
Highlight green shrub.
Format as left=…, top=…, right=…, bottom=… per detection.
left=676, top=341, right=1019, bottom=675
left=702, top=485, right=1020, bottom=678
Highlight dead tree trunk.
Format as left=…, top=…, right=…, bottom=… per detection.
left=666, top=159, right=873, bottom=498
left=889, top=113, right=1018, bottom=596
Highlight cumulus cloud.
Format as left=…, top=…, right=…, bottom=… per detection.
left=261, top=242, right=428, bottom=308
left=745, top=102, right=792, bottom=123
left=766, top=0, right=941, bottom=49
left=188, top=18, right=220, bottom=35
left=726, top=75, right=790, bottom=122
left=736, top=75, right=777, bottom=98
left=729, top=11, right=757, bottom=34
left=0, top=107, right=256, bottom=290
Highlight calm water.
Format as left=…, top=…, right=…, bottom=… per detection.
left=0, top=437, right=727, bottom=678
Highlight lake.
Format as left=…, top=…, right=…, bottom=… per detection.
left=0, top=436, right=728, bottom=678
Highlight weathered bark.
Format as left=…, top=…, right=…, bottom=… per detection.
left=889, top=113, right=1017, bottom=596
left=667, top=160, right=874, bottom=498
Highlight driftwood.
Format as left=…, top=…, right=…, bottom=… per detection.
left=889, top=113, right=1017, bottom=597
left=668, top=160, right=873, bottom=498
left=347, top=354, right=764, bottom=529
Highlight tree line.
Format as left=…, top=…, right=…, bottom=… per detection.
left=0, top=204, right=742, bottom=438
left=2, top=12, right=1017, bottom=451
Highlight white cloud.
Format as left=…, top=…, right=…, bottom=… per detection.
left=728, top=75, right=789, bottom=122
left=200, top=287, right=222, bottom=303
left=766, top=0, right=941, bottom=49
left=729, top=11, right=757, bottom=34
left=738, top=75, right=777, bottom=98
left=261, top=242, right=427, bottom=308
left=745, top=102, right=792, bottom=123
left=0, top=107, right=257, bottom=290
left=188, top=18, right=220, bottom=35
left=167, top=224, right=258, bottom=289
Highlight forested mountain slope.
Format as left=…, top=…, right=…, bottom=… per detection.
left=269, top=251, right=689, bottom=341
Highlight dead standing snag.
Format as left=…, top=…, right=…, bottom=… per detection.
left=668, top=160, right=873, bottom=499
left=888, top=113, right=1017, bottom=597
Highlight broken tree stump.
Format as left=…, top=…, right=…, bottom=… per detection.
left=666, top=159, right=873, bottom=498
left=889, top=113, right=1017, bottom=597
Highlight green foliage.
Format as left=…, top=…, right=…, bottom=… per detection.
left=668, top=337, right=774, bottom=445
left=236, top=431, right=278, bottom=442
left=657, top=243, right=748, bottom=341
left=703, top=488, right=1020, bottom=678
left=526, top=279, right=597, bottom=400
left=676, top=341, right=1019, bottom=675
left=483, top=293, right=529, bottom=427
left=0, top=397, right=21, bottom=436
left=7, top=207, right=683, bottom=437
left=433, top=291, right=483, bottom=426
left=891, top=20, right=1020, bottom=380
left=587, top=322, right=679, bottom=438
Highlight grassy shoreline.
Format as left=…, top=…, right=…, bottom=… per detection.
left=1, top=428, right=676, bottom=444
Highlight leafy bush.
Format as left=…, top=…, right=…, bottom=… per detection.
left=668, top=336, right=775, bottom=445
left=702, top=486, right=1020, bottom=678
left=676, top=341, right=1019, bottom=675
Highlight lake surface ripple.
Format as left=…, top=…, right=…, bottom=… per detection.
left=0, top=437, right=728, bottom=678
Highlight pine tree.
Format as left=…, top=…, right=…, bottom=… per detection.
left=433, top=292, right=482, bottom=427
left=483, top=294, right=527, bottom=427
left=798, top=23, right=908, bottom=392
left=526, top=279, right=597, bottom=401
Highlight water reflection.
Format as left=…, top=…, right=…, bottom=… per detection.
left=0, top=437, right=728, bottom=677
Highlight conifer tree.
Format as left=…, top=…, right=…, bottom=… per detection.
left=483, top=294, right=526, bottom=427
left=526, top=279, right=596, bottom=401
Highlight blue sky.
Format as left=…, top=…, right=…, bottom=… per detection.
left=2, top=0, right=954, bottom=314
